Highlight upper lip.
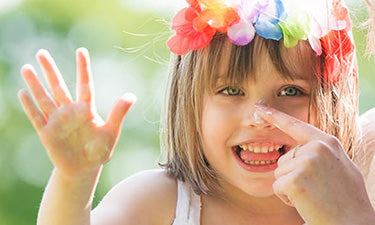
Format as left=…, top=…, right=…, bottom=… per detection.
left=234, top=139, right=288, bottom=147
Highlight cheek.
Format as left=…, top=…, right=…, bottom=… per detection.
left=201, top=99, right=239, bottom=150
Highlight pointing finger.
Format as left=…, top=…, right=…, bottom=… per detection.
left=254, top=104, right=325, bottom=144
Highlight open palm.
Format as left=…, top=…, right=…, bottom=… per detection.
left=18, top=48, right=136, bottom=178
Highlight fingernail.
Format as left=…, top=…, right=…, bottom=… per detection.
left=122, top=93, right=137, bottom=103
left=36, top=49, right=49, bottom=58
left=253, top=112, right=265, bottom=124
left=21, top=64, right=36, bottom=74
left=254, top=104, right=272, bottom=115
left=17, top=89, right=28, bottom=98
left=255, top=103, right=267, bottom=108
left=77, top=47, right=89, bottom=57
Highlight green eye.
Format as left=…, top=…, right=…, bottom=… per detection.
left=278, top=87, right=303, bottom=96
left=220, top=87, right=244, bottom=96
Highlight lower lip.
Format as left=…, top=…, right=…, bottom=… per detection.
left=232, top=148, right=279, bottom=172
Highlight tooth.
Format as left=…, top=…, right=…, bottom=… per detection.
left=254, top=146, right=261, bottom=153
left=261, top=146, right=268, bottom=153
left=248, top=145, right=254, bottom=152
left=255, top=161, right=260, bottom=165
left=269, top=146, right=274, bottom=152
left=242, top=145, right=248, bottom=151
left=266, top=160, right=271, bottom=164
left=260, top=161, right=265, bottom=165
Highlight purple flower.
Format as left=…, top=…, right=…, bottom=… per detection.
left=227, top=0, right=286, bottom=45
left=227, top=0, right=269, bottom=45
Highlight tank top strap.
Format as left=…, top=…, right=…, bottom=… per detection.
left=172, top=180, right=201, bottom=225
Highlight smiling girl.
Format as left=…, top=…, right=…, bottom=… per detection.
left=19, top=0, right=375, bottom=224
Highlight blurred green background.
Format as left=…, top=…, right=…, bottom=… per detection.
left=0, top=0, right=373, bottom=224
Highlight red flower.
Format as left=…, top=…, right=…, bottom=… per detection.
left=187, top=0, right=200, bottom=10
left=167, top=6, right=216, bottom=55
left=167, top=0, right=239, bottom=55
left=321, top=29, right=355, bottom=83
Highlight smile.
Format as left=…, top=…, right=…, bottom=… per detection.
left=233, top=143, right=289, bottom=172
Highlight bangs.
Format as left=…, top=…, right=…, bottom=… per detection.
left=199, top=33, right=319, bottom=93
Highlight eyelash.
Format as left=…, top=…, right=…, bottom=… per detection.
left=218, top=86, right=306, bottom=97
left=277, top=86, right=306, bottom=97
left=219, top=87, right=244, bottom=96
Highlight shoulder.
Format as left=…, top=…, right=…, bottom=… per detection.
left=358, top=111, right=375, bottom=206
left=91, top=169, right=178, bottom=225
left=358, top=112, right=375, bottom=167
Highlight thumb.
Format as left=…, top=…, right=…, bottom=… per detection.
left=105, top=93, right=137, bottom=134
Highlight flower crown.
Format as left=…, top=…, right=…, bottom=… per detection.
left=167, top=0, right=356, bottom=83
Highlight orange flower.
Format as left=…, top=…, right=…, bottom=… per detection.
left=198, top=0, right=240, bottom=32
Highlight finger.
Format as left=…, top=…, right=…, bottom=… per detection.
left=273, top=173, right=295, bottom=207
left=76, top=48, right=95, bottom=108
left=273, top=173, right=297, bottom=207
left=18, top=89, right=47, bottom=131
left=36, top=49, right=72, bottom=105
left=274, top=155, right=299, bottom=179
left=105, top=93, right=137, bottom=134
left=21, top=64, right=57, bottom=117
left=277, top=144, right=305, bottom=167
left=254, top=104, right=325, bottom=144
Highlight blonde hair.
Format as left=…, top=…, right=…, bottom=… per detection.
left=160, top=33, right=360, bottom=195
left=365, top=0, right=375, bottom=57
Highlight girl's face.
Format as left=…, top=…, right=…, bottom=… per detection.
left=201, top=44, right=317, bottom=198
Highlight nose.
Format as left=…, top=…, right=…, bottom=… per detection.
left=245, top=111, right=275, bottom=129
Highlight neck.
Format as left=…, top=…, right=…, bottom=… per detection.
left=214, top=180, right=298, bottom=216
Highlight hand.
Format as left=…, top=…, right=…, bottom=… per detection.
left=18, top=48, right=136, bottom=178
left=255, top=104, right=375, bottom=225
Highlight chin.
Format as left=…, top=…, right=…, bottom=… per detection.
left=238, top=174, right=276, bottom=198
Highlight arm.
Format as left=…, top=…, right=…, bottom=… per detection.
left=37, top=167, right=101, bottom=225
left=18, top=48, right=135, bottom=225
left=359, top=108, right=375, bottom=208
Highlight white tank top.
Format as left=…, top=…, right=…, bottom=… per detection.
left=171, top=180, right=201, bottom=225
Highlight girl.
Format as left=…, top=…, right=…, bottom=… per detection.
left=18, top=0, right=375, bottom=224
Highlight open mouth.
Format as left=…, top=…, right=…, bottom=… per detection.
left=234, top=145, right=287, bottom=166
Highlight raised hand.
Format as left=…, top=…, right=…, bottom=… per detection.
left=255, top=104, right=375, bottom=225
left=18, top=48, right=136, bottom=178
